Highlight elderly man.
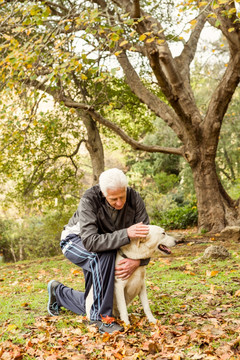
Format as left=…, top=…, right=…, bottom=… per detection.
left=47, top=168, right=149, bottom=334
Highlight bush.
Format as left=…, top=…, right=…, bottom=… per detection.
left=150, top=202, right=198, bottom=229
left=0, top=208, right=75, bottom=262
left=153, top=172, right=179, bottom=194
left=228, top=178, right=240, bottom=200
left=144, top=189, right=198, bottom=230
left=0, top=219, right=15, bottom=261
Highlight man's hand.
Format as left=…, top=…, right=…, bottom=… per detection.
left=127, top=222, right=149, bottom=239
left=115, top=258, right=140, bottom=280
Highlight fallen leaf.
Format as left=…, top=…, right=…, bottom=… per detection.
left=234, top=289, right=240, bottom=297
left=7, top=324, right=17, bottom=331
left=70, top=268, right=82, bottom=275
left=184, top=270, right=196, bottom=276
left=100, top=315, right=116, bottom=324
left=206, top=270, right=219, bottom=278
left=172, top=355, right=182, bottom=360
left=21, top=302, right=29, bottom=307
left=210, top=284, right=217, bottom=295
left=148, top=342, right=160, bottom=354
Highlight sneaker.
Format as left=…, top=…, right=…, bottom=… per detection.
left=90, top=320, right=124, bottom=334
left=47, top=280, right=61, bottom=316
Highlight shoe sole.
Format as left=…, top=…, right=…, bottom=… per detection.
left=98, top=324, right=124, bottom=334
left=47, top=280, right=58, bottom=316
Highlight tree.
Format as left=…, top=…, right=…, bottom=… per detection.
left=1, top=0, right=240, bottom=232
left=191, top=57, right=240, bottom=191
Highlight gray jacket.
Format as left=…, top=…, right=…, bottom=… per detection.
left=61, top=185, right=149, bottom=255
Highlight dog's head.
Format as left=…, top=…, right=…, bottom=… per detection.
left=120, top=225, right=177, bottom=260
left=144, top=225, right=177, bottom=255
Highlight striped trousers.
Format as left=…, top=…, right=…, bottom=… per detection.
left=55, top=234, right=116, bottom=321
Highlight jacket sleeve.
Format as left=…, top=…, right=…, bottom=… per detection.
left=79, top=198, right=130, bottom=252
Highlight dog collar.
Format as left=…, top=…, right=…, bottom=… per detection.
left=118, top=249, right=128, bottom=259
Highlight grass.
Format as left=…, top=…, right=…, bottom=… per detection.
left=1, top=235, right=240, bottom=359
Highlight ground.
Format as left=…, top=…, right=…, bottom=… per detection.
left=1, top=228, right=240, bottom=359
left=168, top=227, right=240, bottom=257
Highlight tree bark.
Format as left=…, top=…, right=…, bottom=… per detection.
left=190, top=140, right=239, bottom=232
left=78, top=110, right=105, bottom=185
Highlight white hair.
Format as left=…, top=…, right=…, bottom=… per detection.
left=99, top=168, right=128, bottom=196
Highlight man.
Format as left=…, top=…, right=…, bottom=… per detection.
left=47, top=168, right=149, bottom=334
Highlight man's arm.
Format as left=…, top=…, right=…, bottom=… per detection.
left=115, top=221, right=150, bottom=279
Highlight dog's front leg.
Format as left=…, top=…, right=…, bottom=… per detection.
left=85, top=285, right=93, bottom=320
left=139, top=283, right=157, bottom=324
left=114, top=281, right=130, bottom=325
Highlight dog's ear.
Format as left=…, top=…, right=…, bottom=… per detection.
left=136, top=239, right=141, bottom=247
left=140, top=234, right=150, bottom=243
left=134, top=236, right=149, bottom=247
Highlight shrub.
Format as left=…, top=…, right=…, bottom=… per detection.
left=153, top=172, right=179, bottom=194
left=150, top=202, right=198, bottom=229
left=0, top=208, right=75, bottom=262
left=145, top=189, right=198, bottom=230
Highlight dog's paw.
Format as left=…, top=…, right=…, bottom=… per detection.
left=148, top=317, right=157, bottom=324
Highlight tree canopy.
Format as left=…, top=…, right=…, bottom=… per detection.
left=1, top=0, right=240, bottom=231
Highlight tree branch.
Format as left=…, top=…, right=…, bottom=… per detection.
left=133, top=0, right=141, bottom=18
left=175, top=12, right=207, bottom=77
left=203, top=53, right=240, bottom=136
left=206, top=1, right=240, bottom=55
left=24, top=77, right=183, bottom=157
left=87, top=109, right=184, bottom=156
left=116, top=52, right=184, bottom=140
left=111, top=8, right=203, bottom=137
left=60, top=99, right=183, bottom=156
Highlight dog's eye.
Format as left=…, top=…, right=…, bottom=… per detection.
left=162, top=232, right=166, bottom=235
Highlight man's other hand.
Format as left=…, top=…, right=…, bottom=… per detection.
left=127, top=222, right=149, bottom=239
left=115, top=258, right=140, bottom=280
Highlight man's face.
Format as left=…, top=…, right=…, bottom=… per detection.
left=105, top=187, right=127, bottom=210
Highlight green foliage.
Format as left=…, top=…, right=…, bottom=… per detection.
left=0, top=0, right=239, bottom=235
left=151, top=202, right=198, bottom=230
left=99, top=77, right=155, bottom=140
left=0, top=219, right=13, bottom=258
left=142, top=182, right=198, bottom=229
left=0, top=92, right=85, bottom=212
left=0, top=209, right=74, bottom=262
left=153, top=172, right=179, bottom=194
left=127, top=165, right=197, bottom=230
left=126, top=118, right=181, bottom=177
left=228, top=178, right=240, bottom=199
left=125, top=116, right=197, bottom=229
left=126, top=118, right=182, bottom=197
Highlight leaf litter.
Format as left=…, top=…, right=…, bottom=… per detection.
left=1, top=231, right=240, bottom=359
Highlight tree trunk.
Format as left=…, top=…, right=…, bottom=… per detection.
left=80, top=111, right=105, bottom=185
left=191, top=153, right=239, bottom=233
left=19, top=238, right=23, bottom=261
left=10, top=242, right=17, bottom=262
